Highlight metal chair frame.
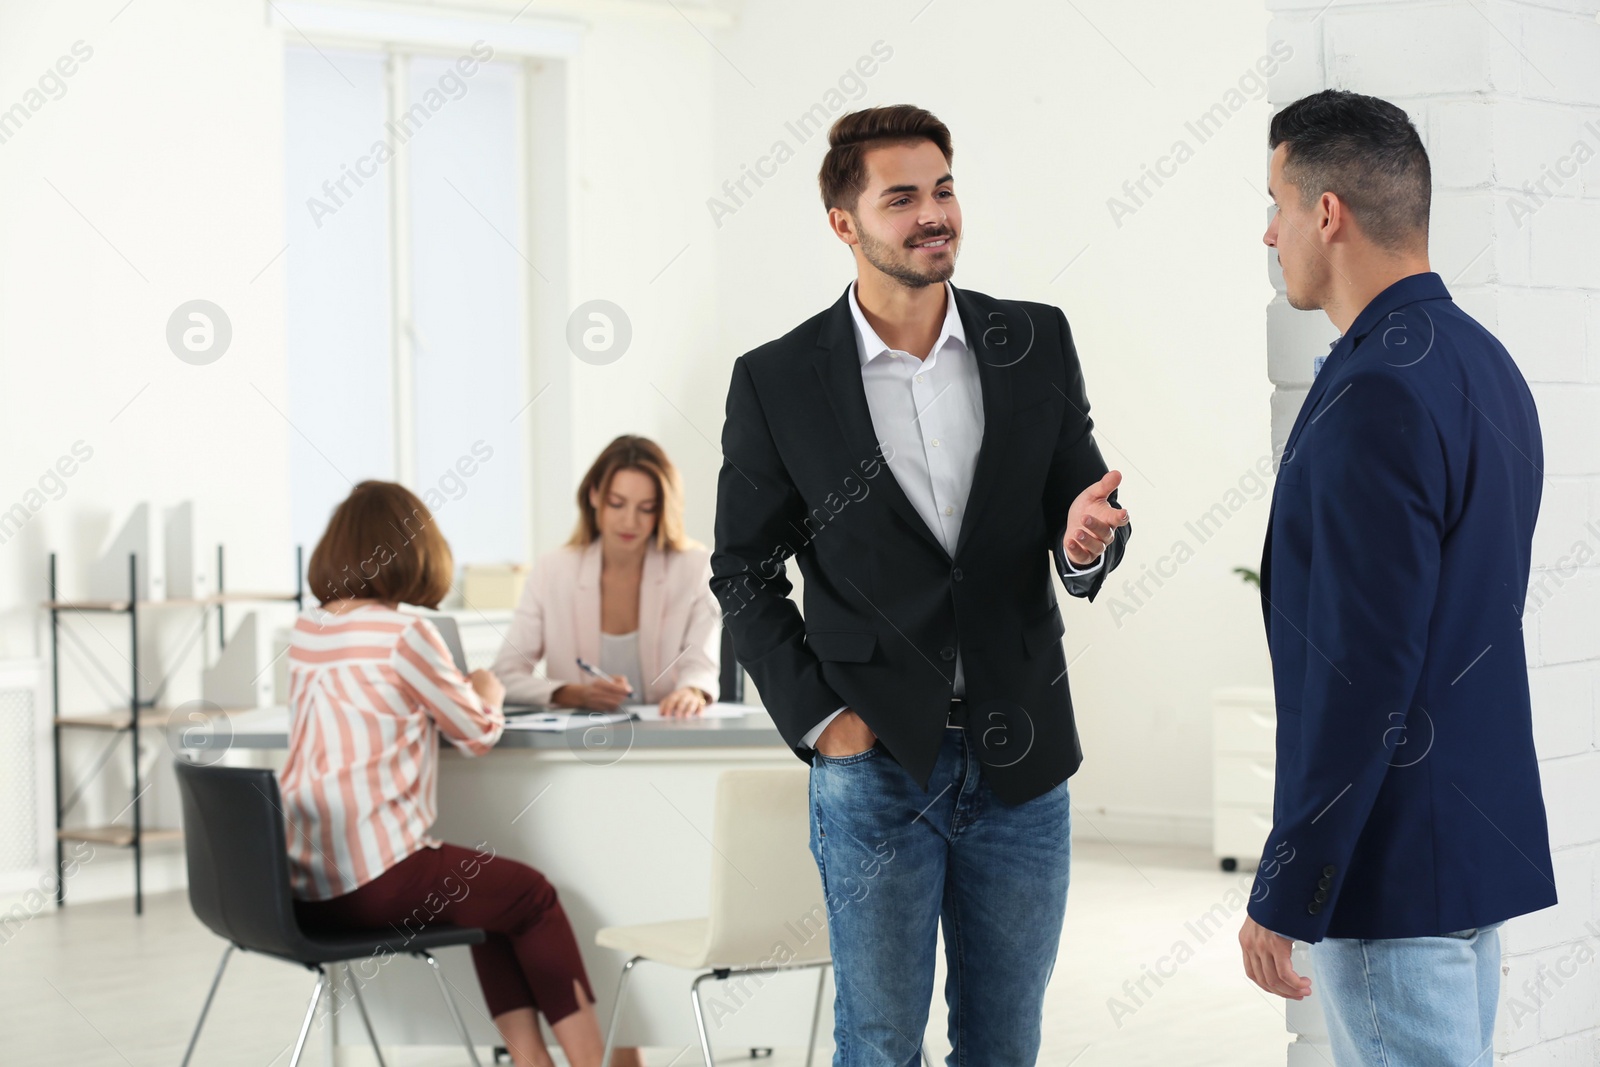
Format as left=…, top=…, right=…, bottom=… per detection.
left=600, top=955, right=934, bottom=1067
left=180, top=944, right=485, bottom=1067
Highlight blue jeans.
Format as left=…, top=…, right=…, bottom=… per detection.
left=808, top=726, right=1072, bottom=1066
left=1312, top=923, right=1502, bottom=1067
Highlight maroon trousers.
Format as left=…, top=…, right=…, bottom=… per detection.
left=296, top=842, right=596, bottom=1023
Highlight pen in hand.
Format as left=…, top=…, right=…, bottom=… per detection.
left=573, top=656, right=634, bottom=710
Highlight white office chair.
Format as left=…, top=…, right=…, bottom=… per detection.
left=596, top=769, right=842, bottom=1067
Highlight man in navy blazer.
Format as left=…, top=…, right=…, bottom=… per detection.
left=1239, top=90, right=1556, bottom=1065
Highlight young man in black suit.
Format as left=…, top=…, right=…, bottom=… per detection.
left=710, top=105, right=1130, bottom=1064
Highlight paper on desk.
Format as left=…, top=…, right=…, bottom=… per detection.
left=501, top=710, right=634, bottom=732
left=628, top=702, right=748, bottom=720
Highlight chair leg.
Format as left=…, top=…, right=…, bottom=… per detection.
left=689, top=971, right=719, bottom=1067
left=179, top=943, right=235, bottom=1067
left=600, top=956, right=640, bottom=1067
left=287, top=966, right=329, bottom=1067
left=419, top=950, right=483, bottom=1067
left=804, top=964, right=828, bottom=1067
left=344, top=962, right=388, bottom=1067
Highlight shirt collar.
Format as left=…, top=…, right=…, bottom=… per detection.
left=847, top=280, right=967, bottom=367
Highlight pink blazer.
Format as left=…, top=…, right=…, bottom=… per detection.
left=490, top=539, right=722, bottom=707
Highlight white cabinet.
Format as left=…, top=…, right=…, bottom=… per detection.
left=1212, top=686, right=1276, bottom=872
left=0, top=659, right=49, bottom=898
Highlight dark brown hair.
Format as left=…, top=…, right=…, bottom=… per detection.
left=1269, top=89, right=1430, bottom=251
left=567, top=435, right=696, bottom=552
left=307, top=480, right=454, bottom=608
left=819, top=104, right=953, bottom=213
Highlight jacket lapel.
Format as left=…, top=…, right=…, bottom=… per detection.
left=1280, top=340, right=1350, bottom=467
left=574, top=539, right=602, bottom=667
left=638, top=544, right=666, bottom=692
left=814, top=285, right=951, bottom=560
left=1263, top=342, right=1345, bottom=614
left=951, top=285, right=1015, bottom=561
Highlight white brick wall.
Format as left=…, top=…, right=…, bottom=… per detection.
left=1266, top=1, right=1600, bottom=1062
left=1528, top=664, right=1596, bottom=759
left=1267, top=295, right=1338, bottom=385
left=1499, top=289, right=1588, bottom=383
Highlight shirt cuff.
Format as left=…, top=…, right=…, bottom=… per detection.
left=801, top=705, right=848, bottom=749
left=1059, top=550, right=1107, bottom=576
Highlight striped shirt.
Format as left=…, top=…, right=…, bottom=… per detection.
left=279, top=603, right=505, bottom=901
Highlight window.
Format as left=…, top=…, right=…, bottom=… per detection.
left=283, top=41, right=530, bottom=581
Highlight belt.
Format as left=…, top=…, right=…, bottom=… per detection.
left=947, top=697, right=968, bottom=729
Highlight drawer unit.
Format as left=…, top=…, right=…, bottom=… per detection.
left=1213, top=754, right=1276, bottom=806
left=1212, top=686, right=1276, bottom=871
left=1214, top=804, right=1276, bottom=862
left=1212, top=704, right=1275, bottom=756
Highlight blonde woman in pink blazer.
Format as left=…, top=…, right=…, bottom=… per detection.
left=493, top=435, right=721, bottom=716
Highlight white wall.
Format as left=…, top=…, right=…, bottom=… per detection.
left=559, top=2, right=722, bottom=548
left=0, top=1, right=293, bottom=649
left=709, top=0, right=1281, bottom=842
left=0, top=0, right=298, bottom=901
left=0, top=0, right=730, bottom=628
left=0, top=0, right=723, bottom=902
left=0, top=0, right=1302, bottom=902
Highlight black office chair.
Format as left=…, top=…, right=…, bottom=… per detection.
left=174, top=760, right=489, bottom=1067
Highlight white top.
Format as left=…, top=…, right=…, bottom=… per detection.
left=598, top=629, right=646, bottom=703
left=800, top=281, right=1100, bottom=749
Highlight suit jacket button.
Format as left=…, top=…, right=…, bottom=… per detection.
left=1307, top=902, right=1322, bottom=915
left=952, top=567, right=964, bottom=581
left=1313, top=889, right=1328, bottom=903
left=1317, top=877, right=1331, bottom=890
left=940, top=647, right=956, bottom=661
left=1322, top=865, right=1336, bottom=877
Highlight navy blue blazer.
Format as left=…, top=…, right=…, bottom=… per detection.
left=1248, top=272, right=1557, bottom=942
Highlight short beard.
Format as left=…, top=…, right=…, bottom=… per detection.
left=1286, top=289, right=1322, bottom=312
left=1283, top=262, right=1328, bottom=313
left=855, top=218, right=959, bottom=289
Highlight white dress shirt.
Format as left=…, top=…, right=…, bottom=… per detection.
left=801, top=282, right=1102, bottom=749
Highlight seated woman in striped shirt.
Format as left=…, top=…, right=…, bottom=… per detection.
left=282, top=480, right=640, bottom=1067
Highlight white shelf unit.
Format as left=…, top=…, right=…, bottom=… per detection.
left=48, top=547, right=303, bottom=914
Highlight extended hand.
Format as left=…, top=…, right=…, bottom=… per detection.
left=1064, top=470, right=1130, bottom=566
left=1239, top=916, right=1310, bottom=999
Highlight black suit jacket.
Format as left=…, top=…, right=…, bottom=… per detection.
left=710, top=283, right=1129, bottom=804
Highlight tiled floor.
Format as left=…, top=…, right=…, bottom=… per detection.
left=0, top=841, right=1290, bottom=1065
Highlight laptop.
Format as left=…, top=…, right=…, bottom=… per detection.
left=427, top=614, right=472, bottom=674
left=428, top=613, right=540, bottom=714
